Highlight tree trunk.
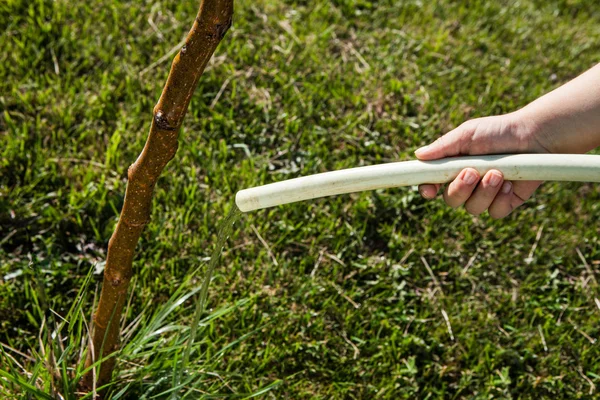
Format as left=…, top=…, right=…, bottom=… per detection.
left=80, top=0, right=234, bottom=393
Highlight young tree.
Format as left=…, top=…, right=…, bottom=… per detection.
left=81, top=0, right=234, bottom=392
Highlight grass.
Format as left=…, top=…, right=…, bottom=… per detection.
left=1, top=0, right=600, bottom=398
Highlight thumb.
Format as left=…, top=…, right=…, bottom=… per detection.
left=415, top=123, right=473, bottom=161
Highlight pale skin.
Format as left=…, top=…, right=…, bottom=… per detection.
left=416, top=62, right=600, bottom=219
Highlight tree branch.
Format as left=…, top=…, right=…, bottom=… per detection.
left=80, top=0, right=234, bottom=393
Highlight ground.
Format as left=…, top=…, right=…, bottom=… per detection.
left=1, top=0, right=600, bottom=398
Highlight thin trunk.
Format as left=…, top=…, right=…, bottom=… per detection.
left=81, top=0, right=233, bottom=392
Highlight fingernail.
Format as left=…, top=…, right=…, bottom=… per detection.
left=462, top=170, right=477, bottom=185
left=488, top=173, right=502, bottom=188
left=415, top=145, right=429, bottom=155
left=501, top=181, right=512, bottom=194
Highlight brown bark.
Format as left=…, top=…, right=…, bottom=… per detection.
left=81, top=0, right=233, bottom=392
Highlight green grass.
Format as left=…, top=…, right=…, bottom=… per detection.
left=2, top=0, right=600, bottom=398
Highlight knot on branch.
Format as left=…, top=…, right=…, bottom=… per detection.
left=105, top=276, right=131, bottom=296
left=121, top=217, right=149, bottom=228
left=216, top=17, right=232, bottom=40
left=203, top=16, right=232, bottom=40
left=154, top=110, right=178, bottom=131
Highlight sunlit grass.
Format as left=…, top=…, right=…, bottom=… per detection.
left=1, top=0, right=600, bottom=398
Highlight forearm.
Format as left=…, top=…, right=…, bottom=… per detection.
left=517, top=62, right=600, bottom=154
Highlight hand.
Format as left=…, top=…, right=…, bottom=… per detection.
left=415, top=112, right=549, bottom=219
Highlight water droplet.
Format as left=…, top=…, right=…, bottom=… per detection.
left=181, top=45, right=187, bottom=55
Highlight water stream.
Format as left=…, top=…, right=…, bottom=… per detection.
left=175, top=204, right=242, bottom=393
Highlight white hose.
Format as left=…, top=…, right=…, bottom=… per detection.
left=236, top=154, right=600, bottom=212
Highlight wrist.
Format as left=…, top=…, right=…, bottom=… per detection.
left=510, top=107, right=554, bottom=154
left=514, top=102, right=599, bottom=154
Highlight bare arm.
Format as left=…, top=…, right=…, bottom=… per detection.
left=519, top=62, right=600, bottom=154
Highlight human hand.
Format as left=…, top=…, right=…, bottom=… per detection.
left=415, top=112, right=549, bottom=219
left=417, top=63, right=600, bottom=218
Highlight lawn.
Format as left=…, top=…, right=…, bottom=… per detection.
left=1, top=0, right=600, bottom=398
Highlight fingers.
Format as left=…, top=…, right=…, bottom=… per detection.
left=418, top=168, right=542, bottom=219
left=419, top=184, right=440, bottom=199
left=442, top=168, right=480, bottom=208
left=464, top=170, right=504, bottom=216
left=488, top=180, right=542, bottom=219
left=487, top=182, right=514, bottom=219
